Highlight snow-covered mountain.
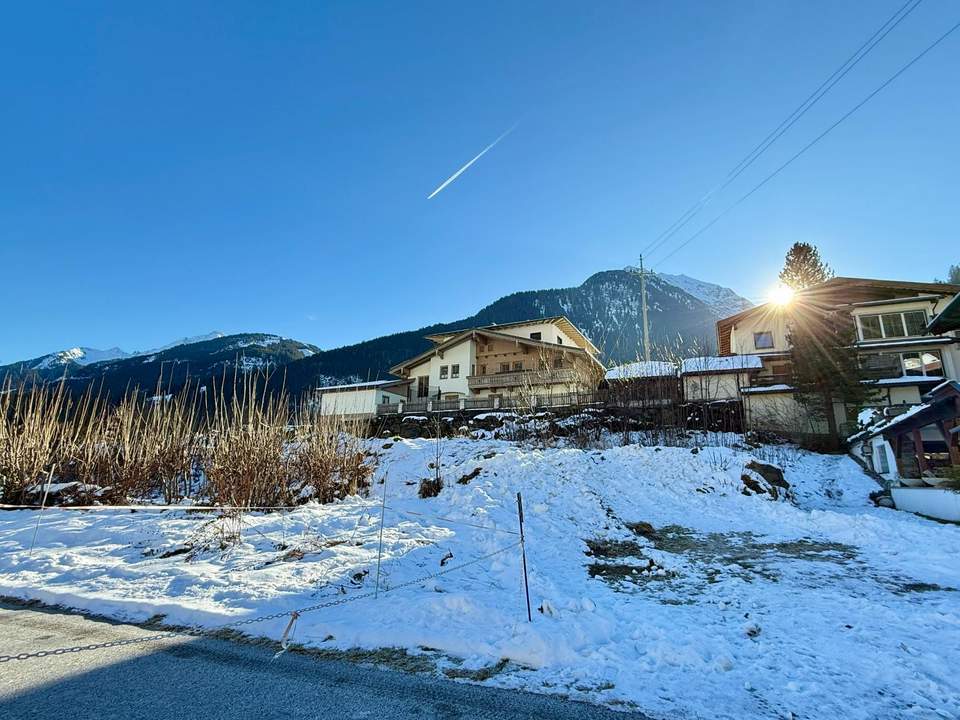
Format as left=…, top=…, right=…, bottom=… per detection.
left=32, top=346, right=131, bottom=370
left=656, top=273, right=753, bottom=318
left=144, top=331, right=226, bottom=354
left=14, top=332, right=228, bottom=373
left=1, top=332, right=321, bottom=398
left=285, top=269, right=751, bottom=392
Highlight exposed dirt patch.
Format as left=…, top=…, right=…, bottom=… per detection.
left=891, top=581, right=957, bottom=595
left=443, top=657, right=510, bottom=681
left=584, top=537, right=672, bottom=587
left=628, top=524, right=858, bottom=585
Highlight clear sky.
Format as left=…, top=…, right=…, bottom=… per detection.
left=2, top=1, right=957, bottom=363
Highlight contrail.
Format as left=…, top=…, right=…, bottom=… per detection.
left=427, top=124, right=517, bottom=199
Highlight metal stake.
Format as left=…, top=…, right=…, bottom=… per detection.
left=375, top=474, right=388, bottom=598
left=516, top=491, right=532, bottom=622
left=29, top=467, right=55, bottom=557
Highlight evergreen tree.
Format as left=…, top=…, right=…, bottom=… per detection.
left=779, top=242, right=833, bottom=290
left=787, top=305, right=869, bottom=444
left=935, top=263, right=960, bottom=285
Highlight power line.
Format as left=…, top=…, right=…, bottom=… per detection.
left=641, top=0, right=924, bottom=260
left=651, top=16, right=960, bottom=269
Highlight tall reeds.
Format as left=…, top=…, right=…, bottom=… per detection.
left=0, top=373, right=372, bottom=508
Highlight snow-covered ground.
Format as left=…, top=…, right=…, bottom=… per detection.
left=2, top=436, right=958, bottom=719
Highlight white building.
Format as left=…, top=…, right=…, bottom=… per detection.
left=713, top=277, right=960, bottom=436
left=317, top=379, right=411, bottom=418
left=390, top=316, right=604, bottom=403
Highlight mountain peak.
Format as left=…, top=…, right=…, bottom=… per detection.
left=656, top=273, right=753, bottom=318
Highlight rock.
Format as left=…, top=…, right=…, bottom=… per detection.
left=457, top=467, right=481, bottom=485
left=399, top=424, right=422, bottom=439
left=745, top=460, right=789, bottom=490
left=626, top=521, right=659, bottom=541
left=741, top=471, right=780, bottom=500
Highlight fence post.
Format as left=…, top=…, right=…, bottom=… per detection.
left=375, top=474, right=388, bottom=598
left=29, top=467, right=55, bottom=557
left=516, top=491, right=532, bottom=622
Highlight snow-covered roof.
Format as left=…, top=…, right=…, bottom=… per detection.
left=855, top=337, right=952, bottom=349
left=605, top=361, right=677, bottom=380
left=680, top=355, right=763, bottom=374
left=317, top=379, right=409, bottom=392
left=863, top=375, right=945, bottom=387
left=740, top=384, right=794, bottom=394
left=848, top=403, right=929, bottom=442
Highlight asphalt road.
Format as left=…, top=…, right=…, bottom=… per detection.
left=0, top=602, right=652, bottom=720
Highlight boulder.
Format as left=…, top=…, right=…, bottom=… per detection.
left=745, top=461, right=789, bottom=490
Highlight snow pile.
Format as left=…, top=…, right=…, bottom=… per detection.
left=605, top=361, right=677, bottom=380
left=681, top=355, right=764, bottom=374
left=1, top=438, right=959, bottom=719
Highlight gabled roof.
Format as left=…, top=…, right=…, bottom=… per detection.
left=391, top=325, right=601, bottom=375
left=425, top=316, right=599, bottom=355
left=716, top=277, right=960, bottom=355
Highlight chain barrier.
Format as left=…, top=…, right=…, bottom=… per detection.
left=0, top=540, right=520, bottom=665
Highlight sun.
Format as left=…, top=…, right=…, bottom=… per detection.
left=768, top=284, right=795, bottom=306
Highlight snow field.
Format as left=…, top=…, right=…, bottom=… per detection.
left=1, top=437, right=958, bottom=719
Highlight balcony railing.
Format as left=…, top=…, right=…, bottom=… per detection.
left=751, top=373, right=793, bottom=388
left=467, top=368, right=577, bottom=389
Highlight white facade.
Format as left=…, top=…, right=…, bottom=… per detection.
left=405, top=340, right=477, bottom=399
left=392, top=317, right=604, bottom=401
left=318, top=382, right=409, bottom=417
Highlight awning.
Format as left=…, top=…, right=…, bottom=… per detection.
left=927, top=293, right=960, bottom=335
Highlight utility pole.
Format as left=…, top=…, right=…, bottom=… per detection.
left=639, top=255, right=651, bottom=361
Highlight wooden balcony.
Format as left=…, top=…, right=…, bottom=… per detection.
left=467, top=368, right=577, bottom=389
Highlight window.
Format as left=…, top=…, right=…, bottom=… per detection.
left=862, top=349, right=943, bottom=377
left=858, top=310, right=929, bottom=341
left=381, top=395, right=390, bottom=404
left=529, top=332, right=541, bottom=340
left=480, top=364, right=487, bottom=375
left=903, top=311, right=928, bottom=336
left=880, top=314, right=905, bottom=338
left=556, top=336, right=563, bottom=345
left=859, top=315, right=882, bottom=340
left=753, top=331, right=774, bottom=350
left=874, top=444, right=890, bottom=474
left=513, top=361, right=523, bottom=371
left=450, top=364, right=460, bottom=378
left=439, top=365, right=449, bottom=379
left=902, top=350, right=943, bottom=377
left=553, top=357, right=564, bottom=369
left=499, top=363, right=510, bottom=373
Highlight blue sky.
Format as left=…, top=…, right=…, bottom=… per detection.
left=1, top=1, right=957, bottom=363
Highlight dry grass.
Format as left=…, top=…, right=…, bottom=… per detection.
left=0, top=373, right=373, bottom=508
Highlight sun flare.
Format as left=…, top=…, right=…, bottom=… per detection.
left=768, top=284, right=795, bottom=306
